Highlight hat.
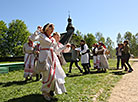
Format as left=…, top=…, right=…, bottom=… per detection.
left=43, top=23, right=54, bottom=33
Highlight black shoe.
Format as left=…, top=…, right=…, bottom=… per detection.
left=83, top=72, right=87, bottom=75
left=124, top=69, right=128, bottom=71
left=80, top=70, right=83, bottom=73
left=68, top=71, right=71, bottom=73
left=128, top=69, right=133, bottom=73
left=50, top=91, right=54, bottom=96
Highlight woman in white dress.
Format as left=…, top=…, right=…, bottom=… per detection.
left=29, top=24, right=67, bottom=101
left=52, top=32, right=71, bottom=66
left=23, top=38, right=35, bottom=81
left=97, top=42, right=109, bottom=72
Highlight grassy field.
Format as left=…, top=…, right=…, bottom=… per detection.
left=0, top=59, right=127, bottom=102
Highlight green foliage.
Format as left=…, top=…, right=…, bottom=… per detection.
left=116, top=33, right=122, bottom=44
left=70, top=30, right=83, bottom=46
left=84, top=33, right=96, bottom=48
left=123, top=31, right=138, bottom=56
left=0, top=21, right=9, bottom=57
left=7, top=19, right=31, bottom=56
left=95, top=32, right=105, bottom=43
left=105, top=37, right=115, bottom=58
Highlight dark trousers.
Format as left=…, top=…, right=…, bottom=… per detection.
left=117, top=56, right=123, bottom=69
left=82, top=63, right=90, bottom=73
left=122, top=54, right=133, bottom=71
left=69, top=60, right=82, bottom=73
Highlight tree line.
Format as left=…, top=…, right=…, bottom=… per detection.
left=0, top=19, right=138, bottom=57
left=70, top=31, right=138, bottom=57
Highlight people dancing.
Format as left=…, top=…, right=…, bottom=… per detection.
left=29, top=23, right=67, bottom=101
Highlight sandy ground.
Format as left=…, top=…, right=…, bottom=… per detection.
left=108, top=61, right=138, bottom=102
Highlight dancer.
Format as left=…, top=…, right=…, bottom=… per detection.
left=52, top=32, right=71, bottom=66
left=33, top=43, right=42, bottom=81
left=23, top=38, right=35, bottom=82
left=80, top=40, right=90, bottom=74
left=69, top=44, right=83, bottom=73
left=97, top=42, right=109, bottom=72
left=122, top=40, right=133, bottom=72
left=29, top=23, right=67, bottom=101
left=116, top=44, right=123, bottom=69
left=92, top=43, right=98, bottom=69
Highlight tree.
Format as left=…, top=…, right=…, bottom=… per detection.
left=135, top=33, right=138, bottom=56
left=124, top=31, right=133, bottom=52
left=123, top=31, right=138, bottom=56
left=116, top=33, right=122, bottom=44
left=0, top=20, right=9, bottom=57
left=105, top=37, right=115, bottom=58
left=84, top=33, right=96, bottom=48
left=7, top=19, right=31, bottom=56
left=70, top=30, right=83, bottom=46
left=95, top=32, right=105, bottom=43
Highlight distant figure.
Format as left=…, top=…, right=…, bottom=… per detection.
left=80, top=40, right=90, bottom=74
left=92, top=43, right=98, bottom=69
left=87, top=49, right=91, bottom=68
left=23, top=38, right=35, bottom=82
left=121, top=40, right=133, bottom=72
left=97, top=42, right=109, bottom=72
left=69, top=44, right=83, bottom=73
left=116, top=44, right=123, bottom=69
left=33, top=43, right=42, bottom=81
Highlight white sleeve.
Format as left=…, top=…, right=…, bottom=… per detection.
left=29, top=30, right=40, bottom=42
left=80, top=44, right=88, bottom=53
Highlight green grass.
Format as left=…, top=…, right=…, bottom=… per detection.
left=0, top=61, right=23, bottom=64
left=0, top=59, right=126, bottom=102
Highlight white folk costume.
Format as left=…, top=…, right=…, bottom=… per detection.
left=80, top=43, right=90, bottom=74
left=23, top=42, right=35, bottom=78
left=29, top=30, right=67, bottom=95
left=92, top=47, right=98, bottom=69
left=80, top=44, right=89, bottom=64
left=55, top=42, right=70, bottom=66
left=97, top=46, right=109, bottom=69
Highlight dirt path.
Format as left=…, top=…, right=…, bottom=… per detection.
left=108, top=61, right=138, bottom=102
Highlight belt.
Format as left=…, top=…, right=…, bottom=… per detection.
left=40, top=48, right=51, bottom=50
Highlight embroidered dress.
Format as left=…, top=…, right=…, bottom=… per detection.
left=92, top=47, right=98, bottom=68
left=23, top=43, right=35, bottom=78
left=30, top=31, right=66, bottom=94
left=97, top=46, right=109, bottom=69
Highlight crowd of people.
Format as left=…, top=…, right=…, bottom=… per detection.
left=23, top=23, right=133, bottom=101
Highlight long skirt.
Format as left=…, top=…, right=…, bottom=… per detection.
left=93, top=56, right=97, bottom=68
left=41, top=52, right=66, bottom=95
left=24, top=53, right=35, bottom=78
left=97, top=55, right=109, bottom=69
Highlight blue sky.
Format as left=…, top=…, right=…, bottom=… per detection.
left=0, top=0, right=138, bottom=46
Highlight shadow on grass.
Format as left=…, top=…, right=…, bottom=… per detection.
left=66, top=73, right=83, bottom=77
left=6, top=94, right=58, bottom=102
left=66, top=70, right=106, bottom=77
left=111, top=71, right=127, bottom=75
left=2, top=80, right=37, bottom=87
